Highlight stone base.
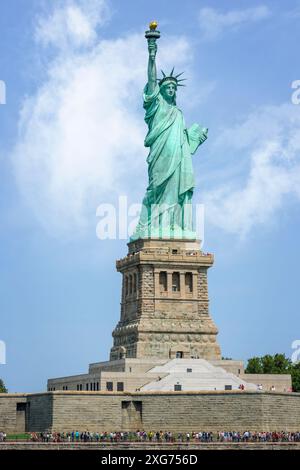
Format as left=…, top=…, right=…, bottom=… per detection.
left=110, top=238, right=221, bottom=361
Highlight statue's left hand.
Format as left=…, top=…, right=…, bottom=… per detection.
left=187, top=124, right=208, bottom=154
left=189, top=125, right=207, bottom=141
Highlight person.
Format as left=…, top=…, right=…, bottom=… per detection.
left=131, top=33, right=208, bottom=241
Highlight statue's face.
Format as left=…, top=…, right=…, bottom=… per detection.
left=161, top=82, right=177, bottom=103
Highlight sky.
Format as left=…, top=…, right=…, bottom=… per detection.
left=0, top=0, right=300, bottom=392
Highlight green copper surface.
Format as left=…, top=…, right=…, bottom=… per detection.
left=131, top=26, right=208, bottom=241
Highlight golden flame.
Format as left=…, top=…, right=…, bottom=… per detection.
left=149, top=21, right=158, bottom=31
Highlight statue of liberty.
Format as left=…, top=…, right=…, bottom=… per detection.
left=131, top=22, right=208, bottom=241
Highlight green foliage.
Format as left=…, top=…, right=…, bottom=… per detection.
left=291, top=362, right=300, bottom=393
left=273, top=353, right=292, bottom=373
left=261, top=354, right=276, bottom=373
left=245, top=357, right=263, bottom=374
left=245, top=353, right=300, bottom=392
left=0, top=379, right=7, bottom=393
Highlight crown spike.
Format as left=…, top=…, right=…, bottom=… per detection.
left=158, top=69, right=187, bottom=88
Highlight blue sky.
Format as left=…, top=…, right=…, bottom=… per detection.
left=1, top=0, right=300, bottom=392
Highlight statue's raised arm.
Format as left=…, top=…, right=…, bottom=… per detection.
left=147, top=40, right=157, bottom=94
left=145, top=22, right=160, bottom=94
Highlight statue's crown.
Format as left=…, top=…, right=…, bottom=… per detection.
left=158, top=68, right=186, bottom=87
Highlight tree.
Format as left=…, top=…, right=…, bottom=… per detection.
left=273, top=353, right=292, bottom=373
left=246, top=353, right=292, bottom=374
left=0, top=379, right=7, bottom=393
left=245, top=357, right=263, bottom=374
left=291, top=362, right=300, bottom=393
left=261, top=354, right=276, bottom=374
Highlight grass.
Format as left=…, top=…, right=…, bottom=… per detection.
left=6, top=433, right=30, bottom=441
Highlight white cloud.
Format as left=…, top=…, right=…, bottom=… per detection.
left=198, top=5, right=271, bottom=41
left=35, top=0, right=110, bottom=49
left=12, top=0, right=194, bottom=236
left=202, top=103, right=300, bottom=237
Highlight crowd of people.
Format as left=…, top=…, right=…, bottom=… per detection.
left=2, top=429, right=300, bottom=443
left=26, top=430, right=300, bottom=443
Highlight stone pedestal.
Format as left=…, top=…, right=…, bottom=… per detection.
left=110, top=239, right=221, bottom=361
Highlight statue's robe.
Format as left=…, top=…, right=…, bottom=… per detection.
left=132, top=84, right=206, bottom=240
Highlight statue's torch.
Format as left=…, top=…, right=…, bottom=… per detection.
left=145, top=21, right=160, bottom=59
